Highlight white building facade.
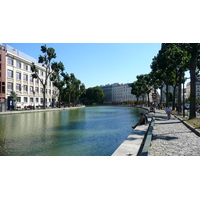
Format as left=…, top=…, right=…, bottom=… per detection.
left=99, top=83, right=147, bottom=104
left=186, top=77, right=200, bottom=101
left=1, top=44, right=58, bottom=109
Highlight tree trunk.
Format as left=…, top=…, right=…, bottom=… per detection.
left=43, top=85, right=46, bottom=109
left=166, top=84, right=169, bottom=107
left=58, top=93, right=61, bottom=108
left=189, top=49, right=197, bottom=119
left=160, top=86, right=163, bottom=105
left=68, top=92, right=71, bottom=107
left=183, top=81, right=185, bottom=117
left=172, top=86, right=176, bottom=110
left=137, top=97, right=139, bottom=105
left=147, top=93, right=150, bottom=107
left=178, top=81, right=182, bottom=115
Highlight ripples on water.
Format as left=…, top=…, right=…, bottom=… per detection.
left=0, top=106, right=143, bottom=156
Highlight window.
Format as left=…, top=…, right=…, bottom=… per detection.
left=40, top=88, right=43, bottom=93
left=30, top=86, right=33, bottom=92
left=36, top=98, right=39, bottom=102
left=41, top=98, right=43, bottom=103
left=2, top=86, right=5, bottom=93
left=23, top=74, right=28, bottom=81
left=7, top=82, right=13, bottom=90
left=35, top=78, right=39, bottom=84
left=23, top=85, right=28, bottom=92
left=16, top=84, right=21, bottom=91
left=30, top=75, right=33, bottom=82
left=24, top=97, right=28, bottom=102
left=30, top=98, right=33, bottom=103
left=7, top=70, right=13, bottom=78
left=16, top=72, right=21, bottom=80
left=49, top=89, right=51, bottom=94
left=8, top=58, right=13, bottom=65
left=35, top=87, right=39, bottom=93
left=0, top=63, right=1, bottom=70
left=17, top=97, right=21, bottom=102
left=23, top=64, right=28, bottom=70
left=16, top=61, right=21, bottom=68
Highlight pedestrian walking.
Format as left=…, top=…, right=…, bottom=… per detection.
left=166, top=106, right=172, bottom=120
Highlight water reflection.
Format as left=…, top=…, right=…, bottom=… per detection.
left=0, top=106, right=143, bottom=156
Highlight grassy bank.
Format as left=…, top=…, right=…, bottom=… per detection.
left=181, top=117, right=200, bottom=131
left=171, top=110, right=200, bottom=132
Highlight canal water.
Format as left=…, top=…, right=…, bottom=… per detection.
left=0, top=106, right=144, bottom=156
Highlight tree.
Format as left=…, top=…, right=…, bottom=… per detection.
left=10, top=91, right=18, bottom=102
left=31, top=45, right=57, bottom=109
left=137, top=74, right=152, bottom=106
left=50, top=61, right=65, bottom=108
left=149, top=69, right=165, bottom=105
left=131, top=81, right=143, bottom=104
left=83, top=87, right=104, bottom=105
left=70, top=74, right=85, bottom=106
left=150, top=43, right=188, bottom=110
left=179, top=43, right=200, bottom=119
left=62, top=73, right=85, bottom=107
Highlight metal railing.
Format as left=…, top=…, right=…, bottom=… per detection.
left=137, top=117, right=155, bottom=156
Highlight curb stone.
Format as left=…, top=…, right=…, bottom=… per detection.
left=174, top=115, right=200, bottom=137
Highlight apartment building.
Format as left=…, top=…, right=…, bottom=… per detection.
left=0, top=45, right=6, bottom=102
left=186, top=76, right=200, bottom=100
left=0, top=44, right=58, bottom=109
left=99, top=83, right=147, bottom=104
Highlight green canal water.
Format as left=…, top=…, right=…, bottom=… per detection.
left=0, top=106, right=144, bottom=156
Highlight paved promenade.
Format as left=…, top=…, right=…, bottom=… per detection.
left=148, top=109, right=200, bottom=156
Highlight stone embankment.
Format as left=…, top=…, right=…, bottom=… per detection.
left=112, top=122, right=150, bottom=156
left=112, top=107, right=152, bottom=156
left=0, top=105, right=85, bottom=115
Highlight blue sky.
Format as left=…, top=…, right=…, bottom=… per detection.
left=4, top=43, right=162, bottom=88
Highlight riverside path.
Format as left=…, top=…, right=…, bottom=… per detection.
left=148, top=109, right=200, bottom=156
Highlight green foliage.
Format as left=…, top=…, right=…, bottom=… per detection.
left=148, top=43, right=200, bottom=118
left=131, top=74, right=152, bottom=104
left=82, top=87, right=104, bottom=104
left=30, top=44, right=86, bottom=108
left=31, top=44, right=58, bottom=109
left=186, top=96, right=200, bottom=104
left=10, top=91, right=18, bottom=102
left=61, top=73, right=86, bottom=106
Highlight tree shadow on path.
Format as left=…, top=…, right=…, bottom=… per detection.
left=152, top=134, right=179, bottom=141
left=155, top=121, right=181, bottom=125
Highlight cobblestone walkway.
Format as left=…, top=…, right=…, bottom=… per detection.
left=148, top=110, right=200, bottom=156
